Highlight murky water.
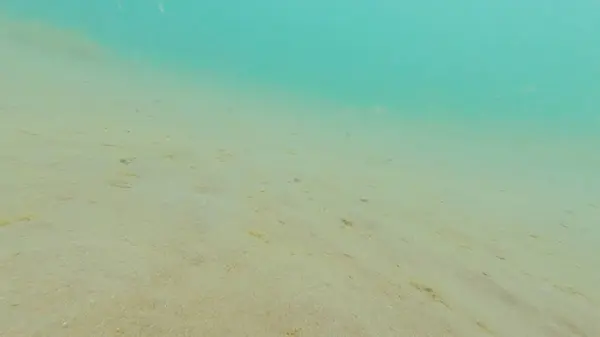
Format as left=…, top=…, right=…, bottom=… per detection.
left=1, top=2, right=599, bottom=336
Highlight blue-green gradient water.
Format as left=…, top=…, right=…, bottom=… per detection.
left=2, top=2, right=600, bottom=336
left=3, top=1, right=599, bottom=128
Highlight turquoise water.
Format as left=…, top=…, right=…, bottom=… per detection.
left=3, top=1, right=599, bottom=127
left=2, top=2, right=600, bottom=336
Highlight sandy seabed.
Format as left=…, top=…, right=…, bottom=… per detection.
left=1, top=25, right=599, bottom=337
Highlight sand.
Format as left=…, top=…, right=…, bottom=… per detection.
left=1, top=23, right=599, bottom=337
